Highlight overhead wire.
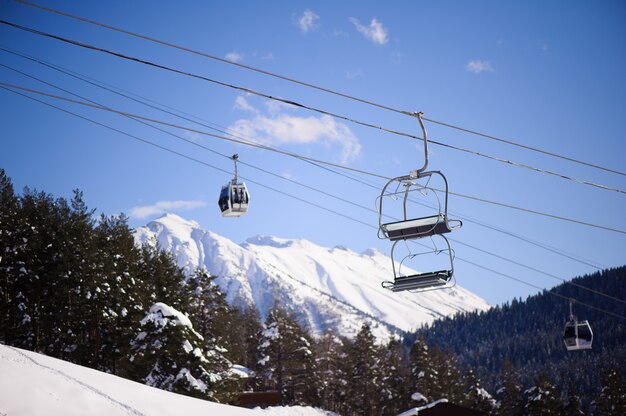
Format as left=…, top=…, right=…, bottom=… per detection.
left=3, top=84, right=624, bottom=322
left=1, top=19, right=625, bottom=195
left=0, top=66, right=619, bottom=305
left=0, top=46, right=368, bottom=187
left=13, top=0, right=626, bottom=178
left=2, top=80, right=625, bottom=236
left=0, top=46, right=607, bottom=271
left=0, top=85, right=376, bottom=229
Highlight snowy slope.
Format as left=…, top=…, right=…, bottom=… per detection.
left=134, top=214, right=490, bottom=339
left=0, top=344, right=335, bottom=416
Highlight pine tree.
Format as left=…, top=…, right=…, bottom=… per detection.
left=562, top=382, right=584, bottom=416
left=181, top=269, right=247, bottom=401
left=227, top=305, right=263, bottom=373
left=594, top=368, right=626, bottom=416
left=343, top=323, right=381, bottom=416
left=432, top=346, right=465, bottom=403
left=90, top=214, right=144, bottom=374
left=256, top=303, right=318, bottom=406
left=129, top=302, right=228, bottom=400
left=138, top=242, right=187, bottom=312
left=378, top=338, right=410, bottom=415
left=409, top=336, right=439, bottom=402
left=65, top=190, right=103, bottom=366
left=10, top=188, right=72, bottom=353
left=496, top=359, right=523, bottom=416
left=520, top=373, right=564, bottom=415
left=464, top=369, right=496, bottom=415
left=183, top=270, right=232, bottom=354
left=315, top=328, right=346, bottom=413
left=0, top=169, right=21, bottom=345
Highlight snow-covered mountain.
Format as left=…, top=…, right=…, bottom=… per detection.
left=134, top=214, right=490, bottom=339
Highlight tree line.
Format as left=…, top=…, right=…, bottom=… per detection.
left=0, top=169, right=623, bottom=415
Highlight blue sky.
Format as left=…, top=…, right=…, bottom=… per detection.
left=1, top=0, right=624, bottom=307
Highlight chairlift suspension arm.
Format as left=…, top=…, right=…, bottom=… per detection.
left=412, top=111, right=429, bottom=176
left=232, top=154, right=239, bottom=183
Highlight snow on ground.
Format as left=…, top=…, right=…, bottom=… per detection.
left=255, top=406, right=338, bottom=415
left=0, top=344, right=333, bottom=416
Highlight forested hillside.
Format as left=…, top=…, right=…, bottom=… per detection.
left=411, top=267, right=626, bottom=413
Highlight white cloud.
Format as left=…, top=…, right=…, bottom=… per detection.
left=350, top=17, right=388, bottom=45
left=129, top=200, right=207, bottom=219
left=346, top=69, right=365, bottom=79
left=390, top=51, right=404, bottom=65
left=466, top=60, right=494, bottom=74
left=225, top=51, right=243, bottom=63
left=261, top=52, right=274, bottom=61
left=229, top=97, right=362, bottom=164
left=297, top=9, right=319, bottom=33
left=184, top=130, right=201, bottom=141
left=234, top=96, right=258, bottom=113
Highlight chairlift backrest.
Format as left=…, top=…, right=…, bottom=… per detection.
left=378, top=170, right=462, bottom=241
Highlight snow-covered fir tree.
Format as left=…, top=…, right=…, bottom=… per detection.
left=90, top=214, right=144, bottom=374
left=256, top=303, right=318, bottom=406
left=562, top=382, right=584, bottom=416
left=496, top=358, right=523, bottom=416
left=342, top=323, right=381, bottom=416
left=183, top=270, right=232, bottom=355
left=432, top=346, right=465, bottom=403
left=464, top=369, right=496, bottom=415
left=520, top=373, right=564, bottom=415
left=409, top=336, right=440, bottom=402
left=226, top=305, right=263, bottom=373
left=137, top=242, right=187, bottom=312
left=315, top=328, right=346, bottom=413
left=129, top=302, right=229, bottom=400
left=0, top=169, right=25, bottom=347
left=593, top=368, right=626, bottom=416
left=377, top=338, right=410, bottom=415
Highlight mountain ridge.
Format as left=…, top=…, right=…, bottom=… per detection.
left=134, top=213, right=490, bottom=339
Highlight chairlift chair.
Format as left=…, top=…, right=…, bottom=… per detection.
left=377, top=112, right=462, bottom=241
left=378, top=170, right=462, bottom=241
left=563, top=300, right=593, bottom=351
left=376, top=112, right=461, bottom=293
left=218, top=154, right=250, bottom=218
left=381, top=234, right=455, bottom=292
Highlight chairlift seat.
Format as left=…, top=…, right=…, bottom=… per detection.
left=382, top=214, right=451, bottom=241
left=384, top=269, right=452, bottom=292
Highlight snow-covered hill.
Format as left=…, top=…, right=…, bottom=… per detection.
left=0, top=344, right=335, bottom=416
left=134, top=214, right=490, bottom=339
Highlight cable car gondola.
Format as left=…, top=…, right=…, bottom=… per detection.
left=218, top=154, right=250, bottom=218
left=563, top=299, right=593, bottom=351
left=381, top=234, right=455, bottom=292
